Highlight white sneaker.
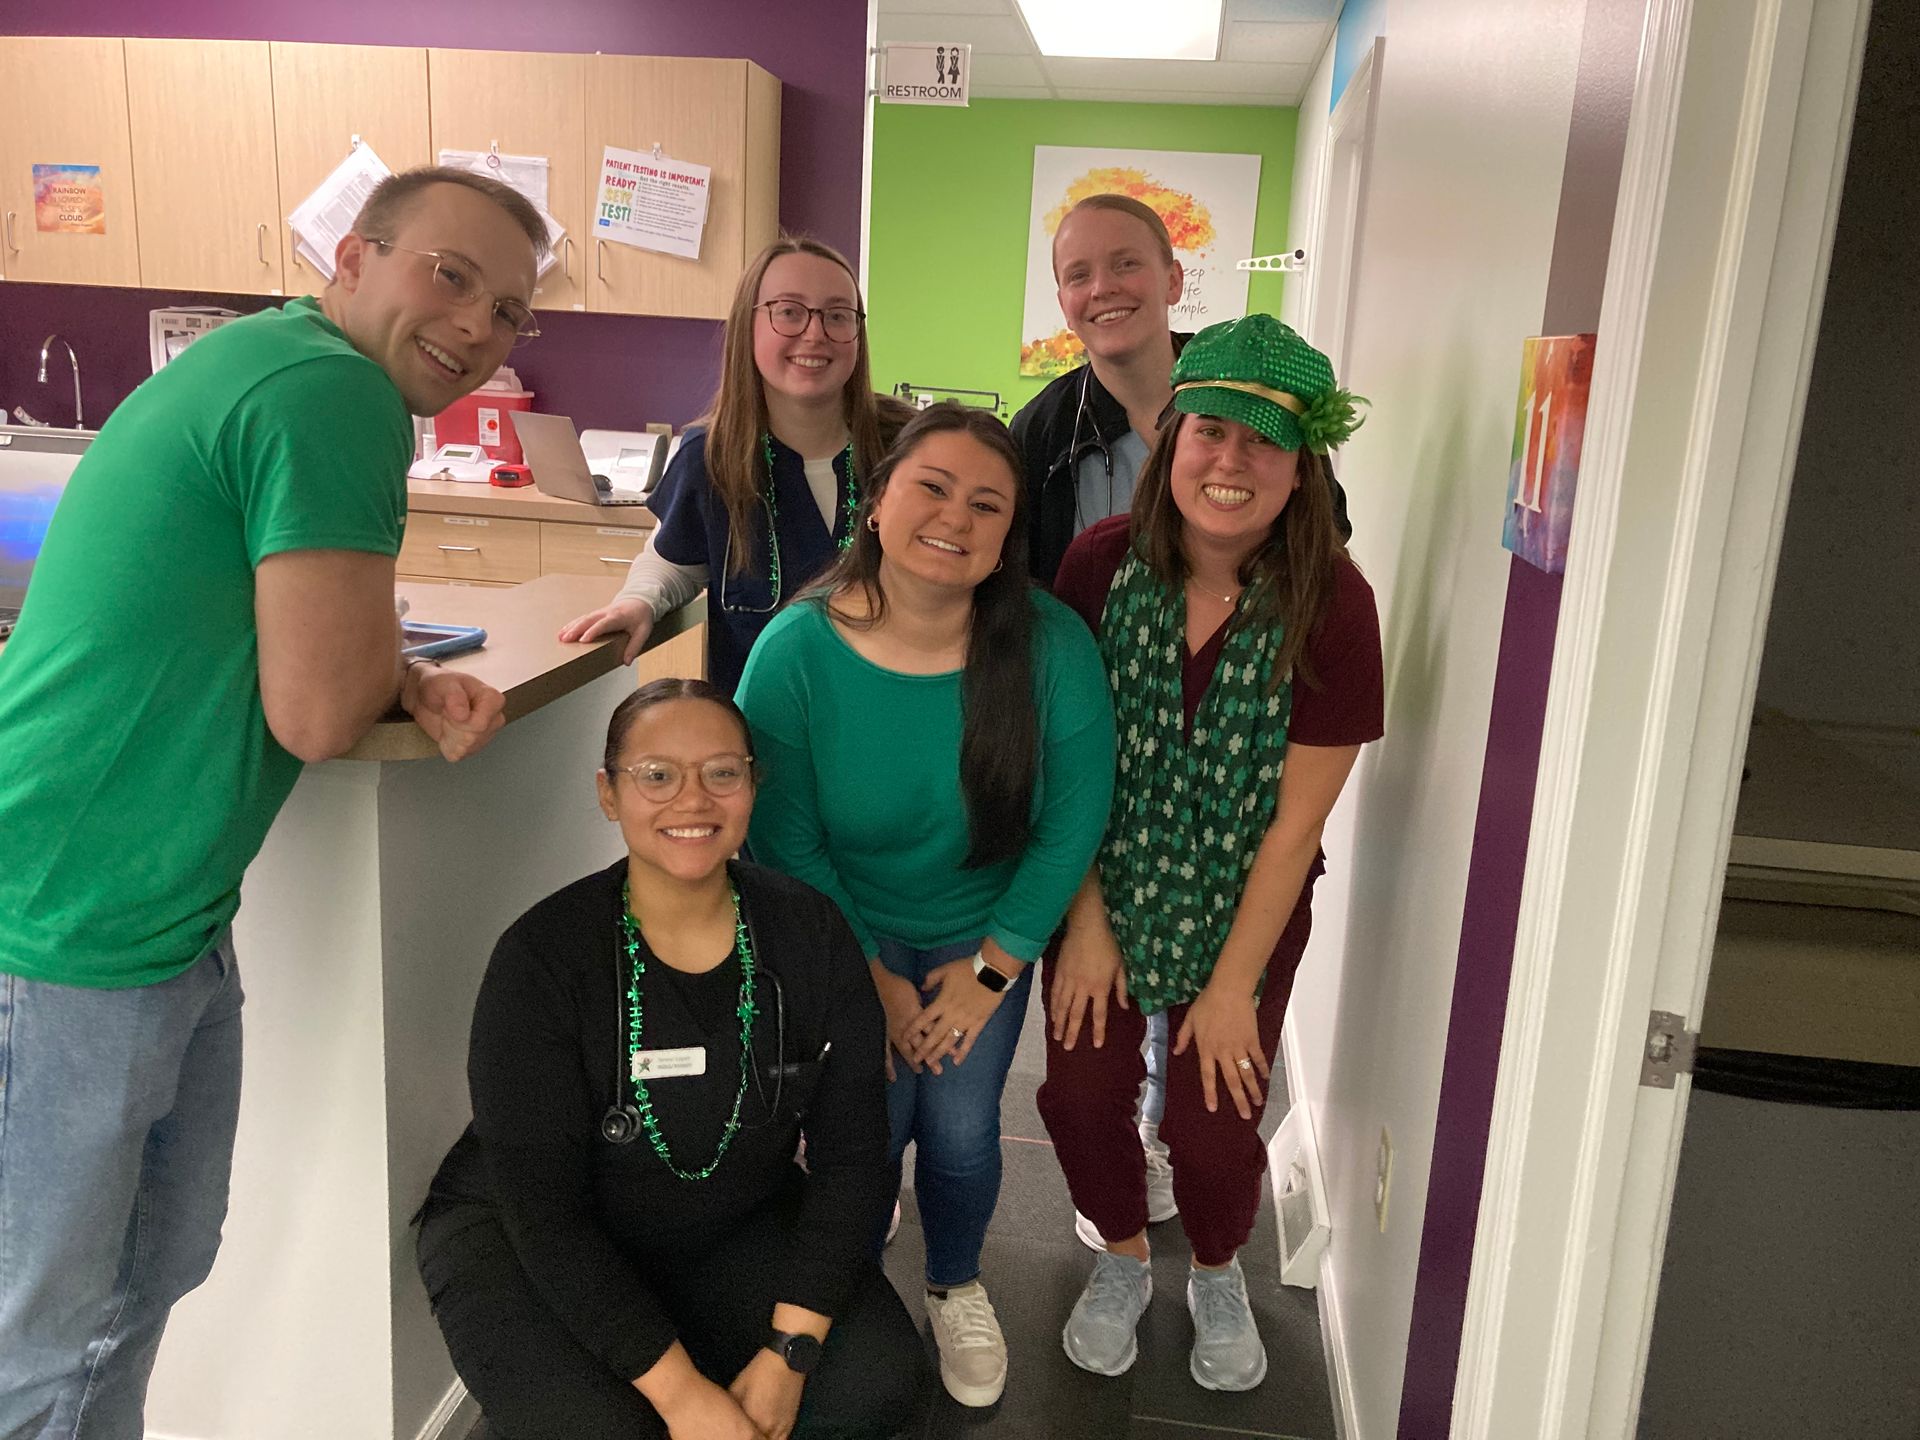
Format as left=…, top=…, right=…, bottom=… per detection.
left=1073, top=1126, right=1178, bottom=1251
left=924, top=1280, right=1008, bottom=1406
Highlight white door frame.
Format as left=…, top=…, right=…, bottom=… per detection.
left=1449, top=1, right=1870, bottom=1436
left=1305, top=37, right=1384, bottom=376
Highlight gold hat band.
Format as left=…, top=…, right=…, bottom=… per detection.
left=1174, top=378, right=1305, bottom=416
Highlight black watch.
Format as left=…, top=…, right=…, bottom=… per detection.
left=767, top=1328, right=823, bottom=1375
left=970, top=952, right=1013, bottom=994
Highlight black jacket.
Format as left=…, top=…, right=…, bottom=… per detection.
left=1009, top=336, right=1354, bottom=586
left=420, top=860, right=890, bottom=1383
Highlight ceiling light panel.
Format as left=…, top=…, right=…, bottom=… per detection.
left=1015, top=0, right=1225, bottom=61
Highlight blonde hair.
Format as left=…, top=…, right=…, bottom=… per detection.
left=1051, top=193, right=1177, bottom=276
left=705, top=236, right=883, bottom=574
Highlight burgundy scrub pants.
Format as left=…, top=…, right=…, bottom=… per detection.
left=1036, top=900, right=1311, bottom=1268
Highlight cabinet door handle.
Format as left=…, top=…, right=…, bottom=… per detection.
left=561, top=235, right=573, bottom=281
left=596, top=239, right=607, bottom=283
left=437, top=544, right=481, bottom=553
left=598, top=555, right=634, bottom=565
left=3, top=211, right=17, bottom=255
left=256, top=222, right=270, bottom=266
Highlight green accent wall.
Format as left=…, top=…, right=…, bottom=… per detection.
left=867, top=99, right=1299, bottom=421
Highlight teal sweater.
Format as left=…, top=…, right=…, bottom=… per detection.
left=736, top=591, right=1116, bottom=961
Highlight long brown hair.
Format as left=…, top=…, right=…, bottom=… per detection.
left=705, top=236, right=884, bottom=575
left=810, top=404, right=1039, bottom=869
left=1129, top=413, right=1346, bottom=688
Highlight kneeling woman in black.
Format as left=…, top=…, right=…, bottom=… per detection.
left=416, top=679, right=920, bottom=1440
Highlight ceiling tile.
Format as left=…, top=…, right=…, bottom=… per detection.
left=876, top=13, right=1036, bottom=52
left=967, top=51, right=1050, bottom=86
left=1041, top=56, right=1309, bottom=93
left=878, top=0, right=1018, bottom=15
left=1221, top=20, right=1331, bottom=64
left=1224, top=0, right=1341, bottom=19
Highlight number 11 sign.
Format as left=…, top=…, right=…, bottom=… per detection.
left=1503, top=333, right=1596, bottom=575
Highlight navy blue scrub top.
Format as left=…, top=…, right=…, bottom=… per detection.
left=648, top=428, right=856, bottom=695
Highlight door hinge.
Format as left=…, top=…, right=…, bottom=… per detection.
left=1640, top=1010, right=1698, bottom=1089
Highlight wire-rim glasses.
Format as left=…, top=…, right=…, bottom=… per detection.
left=607, top=755, right=755, bottom=802
left=371, top=239, right=541, bottom=342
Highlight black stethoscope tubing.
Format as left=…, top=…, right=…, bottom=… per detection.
left=599, top=894, right=788, bottom=1145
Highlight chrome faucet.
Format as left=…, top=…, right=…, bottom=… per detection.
left=37, top=335, right=82, bottom=430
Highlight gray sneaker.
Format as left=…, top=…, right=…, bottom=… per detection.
left=1062, top=1250, right=1153, bottom=1376
left=1186, top=1257, right=1267, bottom=1391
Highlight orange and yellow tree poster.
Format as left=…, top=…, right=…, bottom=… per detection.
left=1020, top=146, right=1260, bottom=378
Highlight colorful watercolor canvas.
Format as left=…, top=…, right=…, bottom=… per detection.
left=1503, top=333, right=1596, bottom=574
left=1020, top=146, right=1260, bottom=378
left=33, top=164, right=105, bottom=234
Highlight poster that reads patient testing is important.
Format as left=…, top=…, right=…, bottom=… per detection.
left=1019, top=146, right=1261, bottom=379
left=596, top=146, right=711, bottom=260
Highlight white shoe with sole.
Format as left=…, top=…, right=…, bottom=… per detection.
left=925, top=1280, right=1007, bottom=1406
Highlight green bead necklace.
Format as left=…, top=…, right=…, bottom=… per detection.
left=619, top=879, right=759, bottom=1182
left=760, top=433, right=859, bottom=608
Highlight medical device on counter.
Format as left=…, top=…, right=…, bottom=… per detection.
left=408, top=444, right=497, bottom=484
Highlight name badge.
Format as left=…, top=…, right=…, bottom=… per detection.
left=632, top=1046, right=707, bottom=1080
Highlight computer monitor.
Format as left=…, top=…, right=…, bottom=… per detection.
left=0, top=427, right=90, bottom=619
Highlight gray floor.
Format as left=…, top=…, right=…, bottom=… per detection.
left=1636, top=1088, right=1920, bottom=1440
left=469, top=991, right=1336, bottom=1440
left=880, top=992, right=1333, bottom=1440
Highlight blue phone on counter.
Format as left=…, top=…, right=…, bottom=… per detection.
left=400, top=622, right=488, bottom=661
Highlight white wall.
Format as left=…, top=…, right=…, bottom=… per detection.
left=1282, top=3, right=1587, bottom=1435
left=1279, top=36, right=1336, bottom=337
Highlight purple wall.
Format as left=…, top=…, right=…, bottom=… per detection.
left=0, top=0, right=866, bottom=430
left=1396, top=1, right=1648, bottom=1433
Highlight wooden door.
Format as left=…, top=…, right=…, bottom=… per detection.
left=270, top=43, right=429, bottom=293
left=0, top=37, right=142, bottom=287
left=586, top=56, right=779, bottom=320
left=428, top=49, right=588, bottom=314
left=125, top=39, right=284, bottom=295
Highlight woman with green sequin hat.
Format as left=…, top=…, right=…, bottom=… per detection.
left=416, top=679, right=924, bottom=1439
left=1036, top=313, right=1386, bottom=1393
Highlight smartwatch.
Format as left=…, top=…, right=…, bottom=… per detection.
left=971, top=952, right=1013, bottom=994
left=767, top=1328, right=824, bottom=1375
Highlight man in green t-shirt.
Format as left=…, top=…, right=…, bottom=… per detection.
left=0, top=167, right=547, bottom=1434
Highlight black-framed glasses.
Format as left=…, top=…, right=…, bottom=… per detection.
left=607, top=754, right=755, bottom=802
left=755, top=300, right=864, bottom=343
left=371, top=240, right=540, bottom=342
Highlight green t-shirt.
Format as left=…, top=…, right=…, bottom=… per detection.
left=0, top=298, right=412, bottom=988
left=735, top=591, right=1116, bottom=961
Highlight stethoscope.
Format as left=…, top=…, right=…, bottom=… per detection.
left=599, top=898, right=791, bottom=1145
left=1062, top=367, right=1121, bottom=532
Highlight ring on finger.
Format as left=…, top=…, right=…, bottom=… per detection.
left=949, top=1026, right=966, bottom=1042
left=1234, top=1057, right=1254, bottom=1072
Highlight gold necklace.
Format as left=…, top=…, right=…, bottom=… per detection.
left=1185, top=575, right=1243, bottom=607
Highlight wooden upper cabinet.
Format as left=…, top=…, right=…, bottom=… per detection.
left=125, top=39, right=284, bottom=295
left=586, top=56, right=781, bottom=321
left=429, top=49, right=589, bottom=314
left=0, top=37, right=142, bottom=287
left=269, top=43, right=430, bottom=292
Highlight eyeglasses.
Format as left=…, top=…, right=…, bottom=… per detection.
left=755, top=300, right=864, bottom=344
left=608, top=754, right=755, bottom=802
left=371, top=240, right=540, bottom=342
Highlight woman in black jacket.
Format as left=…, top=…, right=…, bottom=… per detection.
left=416, top=679, right=921, bottom=1440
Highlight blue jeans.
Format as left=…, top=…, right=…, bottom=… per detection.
left=1143, top=1011, right=1170, bottom=1128
left=877, top=937, right=1032, bottom=1290
left=0, top=936, right=243, bottom=1440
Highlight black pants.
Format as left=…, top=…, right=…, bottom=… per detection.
left=417, top=1195, right=923, bottom=1440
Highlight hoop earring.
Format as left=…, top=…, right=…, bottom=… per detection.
left=865, top=515, right=879, bottom=531
left=991, top=560, right=1003, bottom=574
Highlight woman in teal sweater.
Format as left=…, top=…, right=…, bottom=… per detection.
left=736, top=403, right=1114, bottom=1411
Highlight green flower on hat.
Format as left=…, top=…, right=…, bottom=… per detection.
left=1170, top=314, right=1368, bottom=453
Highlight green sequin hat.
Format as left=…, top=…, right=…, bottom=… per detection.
left=1170, top=314, right=1367, bottom=453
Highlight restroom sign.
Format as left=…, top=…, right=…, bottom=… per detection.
left=881, top=42, right=971, bottom=106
